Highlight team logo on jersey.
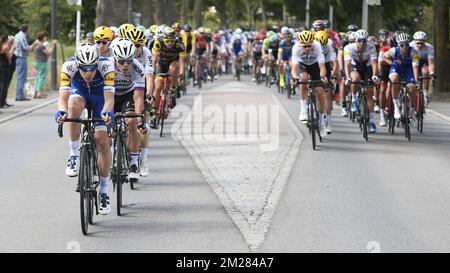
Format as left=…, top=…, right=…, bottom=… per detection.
left=133, top=64, right=144, bottom=77
left=66, top=65, right=75, bottom=73
left=102, top=64, right=110, bottom=72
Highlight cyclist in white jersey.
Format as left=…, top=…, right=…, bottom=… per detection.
left=110, top=38, right=147, bottom=181
left=344, top=29, right=379, bottom=133
left=315, top=30, right=338, bottom=134
left=125, top=28, right=155, bottom=176
left=291, top=31, right=329, bottom=136
left=410, top=31, right=435, bottom=105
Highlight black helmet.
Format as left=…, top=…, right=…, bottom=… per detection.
left=378, top=29, right=390, bottom=37
left=347, top=24, right=359, bottom=32
left=183, top=23, right=192, bottom=32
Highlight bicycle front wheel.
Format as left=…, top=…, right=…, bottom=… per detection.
left=79, top=146, right=91, bottom=235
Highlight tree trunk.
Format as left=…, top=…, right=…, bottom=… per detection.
left=155, top=0, right=177, bottom=25
left=259, top=0, right=267, bottom=27
left=216, top=0, right=228, bottom=29
left=193, top=0, right=203, bottom=28
left=434, top=0, right=450, bottom=94
left=96, top=0, right=128, bottom=26
left=141, top=0, right=155, bottom=27
left=180, top=0, right=190, bottom=25
left=282, top=2, right=288, bottom=26
left=245, top=1, right=253, bottom=30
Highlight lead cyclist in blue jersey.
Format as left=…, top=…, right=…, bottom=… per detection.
left=55, top=43, right=116, bottom=215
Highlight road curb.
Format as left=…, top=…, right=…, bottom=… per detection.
left=0, top=98, right=58, bottom=125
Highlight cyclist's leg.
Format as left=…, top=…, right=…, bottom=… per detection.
left=350, top=69, right=362, bottom=112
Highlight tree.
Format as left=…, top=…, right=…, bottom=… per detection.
left=259, top=0, right=267, bottom=27
left=434, top=0, right=450, bottom=94
left=193, top=0, right=203, bottom=28
left=96, top=0, right=128, bottom=26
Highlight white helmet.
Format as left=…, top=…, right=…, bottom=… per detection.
left=413, top=31, right=427, bottom=41
left=354, top=29, right=369, bottom=41
left=112, top=38, right=136, bottom=60
left=144, top=28, right=151, bottom=39
left=281, top=26, right=289, bottom=34
left=218, top=30, right=225, bottom=36
left=110, top=26, right=118, bottom=36
left=156, top=26, right=165, bottom=40
left=75, top=43, right=99, bottom=66
left=235, top=28, right=243, bottom=34
left=396, top=32, right=410, bottom=44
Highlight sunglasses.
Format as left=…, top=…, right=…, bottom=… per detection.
left=399, top=43, right=409, bottom=48
left=164, top=39, right=176, bottom=44
left=134, top=43, right=142, bottom=48
left=416, top=42, right=424, bottom=46
left=79, top=65, right=98, bottom=72
left=117, top=59, right=133, bottom=65
left=95, top=40, right=108, bottom=45
left=302, top=45, right=312, bottom=48
left=357, top=39, right=367, bottom=44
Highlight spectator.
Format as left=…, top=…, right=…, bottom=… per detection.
left=33, top=31, right=57, bottom=98
left=0, top=34, right=15, bottom=108
left=14, top=24, right=39, bottom=101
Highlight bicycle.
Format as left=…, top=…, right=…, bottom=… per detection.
left=390, top=80, right=411, bottom=141
left=111, top=112, right=145, bottom=216
left=416, top=76, right=434, bottom=134
left=350, top=80, right=374, bottom=142
left=282, top=61, right=293, bottom=99
left=58, top=111, right=109, bottom=235
left=295, top=79, right=324, bottom=150
left=152, top=73, right=180, bottom=137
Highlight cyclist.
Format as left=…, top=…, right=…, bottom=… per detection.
left=377, top=29, right=391, bottom=126
left=291, top=30, right=328, bottom=136
left=151, top=27, right=186, bottom=119
left=193, top=27, right=209, bottom=86
left=230, top=28, right=247, bottom=77
left=93, top=26, right=114, bottom=57
left=344, top=29, right=379, bottom=134
left=262, top=31, right=279, bottom=84
left=110, top=39, right=147, bottom=180
left=55, top=43, right=115, bottom=215
left=210, top=33, right=221, bottom=80
left=383, top=33, right=420, bottom=120
left=410, top=31, right=435, bottom=105
left=337, top=30, right=355, bottom=117
left=125, top=27, right=155, bottom=176
left=147, top=24, right=159, bottom=50
left=277, top=28, right=295, bottom=88
left=315, top=30, right=338, bottom=134
left=251, top=34, right=264, bottom=82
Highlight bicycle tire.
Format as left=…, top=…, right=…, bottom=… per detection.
left=115, top=134, right=123, bottom=216
left=309, top=99, right=316, bottom=150
left=417, top=91, right=424, bottom=133
left=401, top=94, right=411, bottom=141
left=361, top=95, right=369, bottom=141
left=160, top=96, right=166, bottom=137
left=79, top=145, right=90, bottom=235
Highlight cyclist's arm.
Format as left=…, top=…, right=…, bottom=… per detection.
left=337, top=49, right=344, bottom=74
left=383, top=49, right=394, bottom=66
left=428, top=46, right=435, bottom=75
left=412, top=52, right=420, bottom=83
left=343, top=46, right=352, bottom=78
left=370, top=47, right=378, bottom=77
left=179, top=53, right=186, bottom=77
left=58, top=71, right=71, bottom=112
left=102, top=91, right=115, bottom=115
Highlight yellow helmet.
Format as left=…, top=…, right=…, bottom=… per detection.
left=314, top=30, right=328, bottom=47
left=198, top=27, right=205, bottom=34
left=205, top=28, right=212, bottom=34
left=125, top=28, right=145, bottom=44
left=149, top=24, right=158, bottom=35
left=93, top=26, right=113, bottom=42
left=298, top=30, right=315, bottom=46
left=119, top=23, right=135, bottom=38
left=163, top=27, right=176, bottom=43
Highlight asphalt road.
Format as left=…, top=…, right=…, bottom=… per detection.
left=1, top=75, right=450, bottom=253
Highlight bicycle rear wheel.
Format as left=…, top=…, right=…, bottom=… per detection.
left=401, top=94, right=411, bottom=141
left=417, top=91, right=424, bottom=133
left=79, top=146, right=91, bottom=235
left=361, top=96, right=369, bottom=141
left=115, top=135, right=123, bottom=216
left=309, top=101, right=317, bottom=150
left=160, top=95, right=167, bottom=137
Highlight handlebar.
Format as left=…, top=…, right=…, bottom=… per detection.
left=57, top=118, right=109, bottom=138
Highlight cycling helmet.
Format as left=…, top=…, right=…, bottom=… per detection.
left=269, top=34, right=277, bottom=43
left=254, top=34, right=262, bottom=41
left=396, top=32, right=410, bottom=44
left=378, top=29, right=390, bottom=37
left=218, top=30, right=225, bottom=36
left=163, top=27, right=176, bottom=42
left=125, top=28, right=145, bottom=44
left=119, top=23, right=135, bottom=38
left=205, top=28, right=212, bottom=35
left=85, top=32, right=94, bottom=43
left=93, top=26, right=113, bottom=41
left=198, top=27, right=206, bottom=34
left=314, top=30, right=328, bottom=47
left=144, top=28, right=151, bottom=39
left=312, top=20, right=325, bottom=31
left=235, top=28, right=243, bottom=34
left=155, top=26, right=165, bottom=40
left=172, top=22, right=181, bottom=31
left=281, top=26, right=289, bottom=34
left=183, top=24, right=192, bottom=32
left=354, top=29, right=369, bottom=42
left=347, top=24, right=359, bottom=32
left=112, top=38, right=136, bottom=61
left=149, top=24, right=158, bottom=35
left=298, top=30, right=315, bottom=46
left=137, top=25, right=146, bottom=32
left=413, top=31, right=427, bottom=41
left=323, top=19, right=331, bottom=29
left=76, top=43, right=99, bottom=66
left=212, top=33, right=221, bottom=41
left=110, top=26, right=119, bottom=36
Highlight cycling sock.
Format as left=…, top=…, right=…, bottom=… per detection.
left=380, top=109, right=385, bottom=119
left=69, top=140, right=80, bottom=157
left=131, top=152, right=140, bottom=165
left=393, top=98, right=400, bottom=110
left=370, top=112, right=375, bottom=123
left=140, top=148, right=148, bottom=162
left=99, top=176, right=109, bottom=194
left=300, top=100, right=307, bottom=113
